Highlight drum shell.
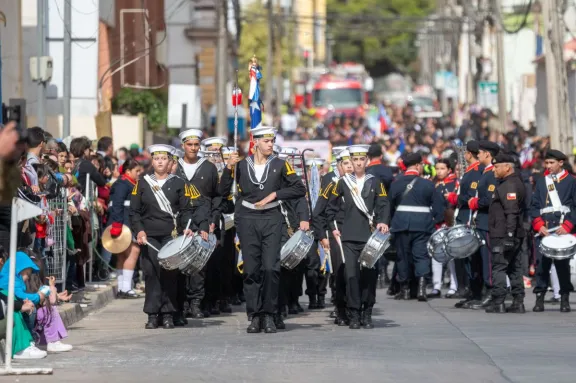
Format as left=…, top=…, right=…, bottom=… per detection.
left=359, top=231, right=391, bottom=269
left=281, top=230, right=314, bottom=269
left=157, top=235, right=197, bottom=271
left=539, top=234, right=576, bottom=260
left=427, top=227, right=451, bottom=263
left=444, top=225, right=482, bottom=260
left=181, top=233, right=217, bottom=275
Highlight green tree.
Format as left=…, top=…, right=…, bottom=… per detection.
left=237, top=2, right=300, bottom=96
left=112, top=88, right=168, bottom=131
left=327, top=0, right=436, bottom=74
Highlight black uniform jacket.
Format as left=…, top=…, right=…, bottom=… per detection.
left=435, top=173, right=457, bottom=226
left=219, top=155, right=307, bottom=220
left=107, top=175, right=136, bottom=228
left=531, top=169, right=576, bottom=232
left=312, top=170, right=344, bottom=240
left=366, top=159, right=394, bottom=190
left=130, top=174, right=209, bottom=237
left=453, top=161, right=484, bottom=224
left=175, top=158, right=222, bottom=229
left=388, top=172, right=445, bottom=233
left=489, top=173, right=526, bottom=239
left=326, top=173, right=390, bottom=243
left=473, top=164, right=498, bottom=231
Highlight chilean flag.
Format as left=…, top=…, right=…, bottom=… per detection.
left=378, top=104, right=391, bottom=133
left=249, top=63, right=263, bottom=155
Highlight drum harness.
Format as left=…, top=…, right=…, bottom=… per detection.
left=341, top=173, right=376, bottom=231
left=143, top=174, right=179, bottom=239
left=541, top=173, right=570, bottom=226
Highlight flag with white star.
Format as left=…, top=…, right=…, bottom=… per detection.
left=248, top=59, right=263, bottom=154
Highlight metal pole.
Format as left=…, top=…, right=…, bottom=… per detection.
left=493, top=0, right=507, bottom=133
left=37, top=0, right=46, bottom=129
left=275, top=0, right=283, bottom=108
left=63, top=0, right=71, bottom=137
left=265, top=0, right=274, bottom=117
left=312, top=0, right=317, bottom=67
left=216, top=0, right=228, bottom=137
left=181, top=104, right=187, bottom=131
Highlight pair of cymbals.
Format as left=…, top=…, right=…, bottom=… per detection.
left=101, top=224, right=132, bottom=254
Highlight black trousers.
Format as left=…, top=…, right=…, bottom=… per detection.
left=304, top=242, right=321, bottom=297
left=141, top=235, right=180, bottom=314
left=237, top=218, right=282, bottom=315
left=279, top=229, right=302, bottom=308
left=464, top=229, right=492, bottom=299
left=394, top=231, right=431, bottom=283
left=204, top=245, right=223, bottom=304
left=491, top=238, right=524, bottom=304
left=329, top=234, right=346, bottom=308
left=342, top=241, right=378, bottom=310
left=220, top=227, right=238, bottom=300
left=534, top=237, right=574, bottom=295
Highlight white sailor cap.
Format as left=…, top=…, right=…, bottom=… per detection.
left=148, top=144, right=176, bottom=156
left=280, top=147, right=299, bottom=156
left=347, top=145, right=370, bottom=156
left=273, top=144, right=281, bottom=154
left=198, top=151, right=205, bottom=158
left=332, top=146, right=348, bottom=155
left=251, top=126, right=277, bottom=138
left=179, top=129, right=203, bottom=143
left=202, top=136, right=227, bottom=148
left=305, top=158, right=325, bottom=167
left=173, top=149, right=184, bottom=159
left=336, top=149, right=351, bottom=161
left=221, top=146, right=235, bottom=158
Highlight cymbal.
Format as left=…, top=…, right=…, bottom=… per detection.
left=102, top=224, right=132, bottom=254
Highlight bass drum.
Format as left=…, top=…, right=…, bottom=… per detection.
left=427, top=227, right=450, bottom=263
left=281, top=230, right=315, bottom=269
left=444, top=224, right=483, bottom=259
left=359, top=231, right=391, bottom=269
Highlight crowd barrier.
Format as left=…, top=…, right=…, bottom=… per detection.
left=45, top=187, right=69, bottom=288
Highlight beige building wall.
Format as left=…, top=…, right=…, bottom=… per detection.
left=294, top=0, right=325, bottom=63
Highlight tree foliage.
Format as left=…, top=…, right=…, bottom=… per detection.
left=327, top=0, right=436, bottom=74
left=237, top=2, right=301, bottom=96
left=112, top=88, right=168, bottom=131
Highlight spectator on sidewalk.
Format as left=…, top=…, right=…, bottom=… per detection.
left=97, top=136, right=114, bottom=159
left=70, top=137, right=108, bottom=195
left=23, top=127, right=46, bottom=192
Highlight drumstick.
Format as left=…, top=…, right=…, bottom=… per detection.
left=535, top=226, right=560, bottom=238
left=180, top=219, right=192, bottom=250
left=133, top=239, right=160, bottom=252
left=333, top=223, right=346, bottom=264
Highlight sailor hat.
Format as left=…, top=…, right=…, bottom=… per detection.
left=202, top=136, right=227, bottom=148
left=251, top=126, right=277, bottom=138
left=172, top=149, right=184, bottom=159
left=336, top=149, right=351, bottom=161
left=179, top=129, right=203, bottom=143
left=221, top=146, right=235, bottom=159
left=306, top=158, right=326, bottom=167
left=148, top=144, right=176, bottom=156
left=280, top=147, right=299, bottom=156
left=332, top=146, right=348, bottom=156
left=273, top=144, right=282, bottom=154
left=347, top=145, right=370, bottom=155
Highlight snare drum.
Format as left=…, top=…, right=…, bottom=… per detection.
left=157, top=235, right=196, bottom=271
left=359, top=231, right=391, bottom=269
left=281, top=230, right=314, bottom=269
left=540, top=234, right=576, bottom=260
left=444, top=225, right=483, bottom=260
left=181, top=233, right=217, bottom=275
left=427, top=227, right=450, bottom=263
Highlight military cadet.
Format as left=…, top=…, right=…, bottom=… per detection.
left=220, top=126, right=306, bottom=334
left=486, top=153, right=527, bottom=313
left=175, top=129, right=221, bottom=319
left=446, top=141, right=484, bottom=308
left=389, top=152, right=445, bottom=302
left=429, top=158, right=458, bottom=298
left=326, top=144, right=391, bottom=330
left=465, top=140, right=500, bottom=309
left=531, top=149, right=576, bottom=313
left=130, top=144, right=209, bottom=329
left=314, top=148, right=353, bottom=324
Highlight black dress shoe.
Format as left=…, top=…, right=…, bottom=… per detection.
left=263, top=315, right=277, bottom=333
left=273, top=314, right=286, bottom=330
left=485, top=303, right=506, bottom=313
left=417, top=277, right=428, bottom=302
left=427, top=289, right=441, bottom=299
left=337, top=307, right=348, bottom=326
left=533, top=292, right=545, bottom=312
left=219, top=299, right=233, bottom=313
left=308, top=295, right=318, bottom=310
left=362, top=308, right=374, bottom=329
left=247, top=315, right=261, bottom=333
left=348, top=310, right=361, bottom=330
left=162, top=314, right=175, bottom=329
left=454, top=298, right=473, bottom=308
left=288, top=303, right=299, bottom=315
left=560, top=294, right=571, bottom=313
left=189, top=299, right=205, bottom=319
left=173, top=312, right=188, bottom=326
left=210, top=302, right=221, bottom=315
left=317, top=295, right=326, bottom=309
left=329, top=309, right=337, bottom=318
left=506, top=298, right=526, bottom=313
left=145, top=314, right=158, bottom=329
left=394, top=287, right=410, bottom=300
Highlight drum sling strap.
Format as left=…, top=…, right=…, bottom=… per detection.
left=544, top=174, right=570, bottom=225
left=279, top=201, right=295, bottom=237
left=143, top=174, right=179, bottom=238
left=341, top=174, right=375, bottom=230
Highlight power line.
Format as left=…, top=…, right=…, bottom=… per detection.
left=493, top=0, right=534, bottom=34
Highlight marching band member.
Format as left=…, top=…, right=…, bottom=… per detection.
left=220, top=126, right=306, bottom=334
left=429, top=158, right=458, bottom=298
left=446, top=141, right=484, bottom=308
left=389, top=152, right=445, bottom=302
left=107, top=158, right=144, bottom=298
left=466, top=141, right=500, bottom=309
left=531, top=149, right=576, bottom=313
left=313, top=148, right=353, bottom=324
left=326, top=144, right=390, bottom=329
left=175, top=129, right=221, bottom=319
left=486, top=153, right=527, bottom=313
left=130, top=145, right=209, bottom=329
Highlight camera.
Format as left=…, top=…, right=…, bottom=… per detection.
left=1, top=98, right=28, bottom=142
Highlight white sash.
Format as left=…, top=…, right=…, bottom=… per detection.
left=178, top=157, right=207, bottom=181
left=341, top=174, right=374, bottom=227
left=545, top=173, right=564, bottom=210
left=143, top=175, right=178, bottom=228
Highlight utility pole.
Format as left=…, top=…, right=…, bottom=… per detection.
left=265, top=0, right=274, bottom=119
left=275, top=0, right=283, bottom=109
left=36, top=0, right=46, bottom=129
left=493, top=0, right=507, bottom=133
left=542, top=0, right=572, bottom=153
left=63, top=0, right=71, bottom=137
left=312, top=0, right=317, bottom=67
left=216, top=0, right=228, bottom=137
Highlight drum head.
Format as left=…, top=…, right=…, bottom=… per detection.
left=541, top=234, right=576, bottom=249
left=158, top=235, right=192, bottom=259
left=445, top=227, right=480, bottom=259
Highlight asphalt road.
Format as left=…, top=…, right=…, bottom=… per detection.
left=6, top=290, right=576, bottom=383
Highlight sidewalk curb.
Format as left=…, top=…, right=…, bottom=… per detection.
left=59, top=283, right=118, bottom=328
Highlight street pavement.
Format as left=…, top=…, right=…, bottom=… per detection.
left=7, top=289, right=576, bottom=383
